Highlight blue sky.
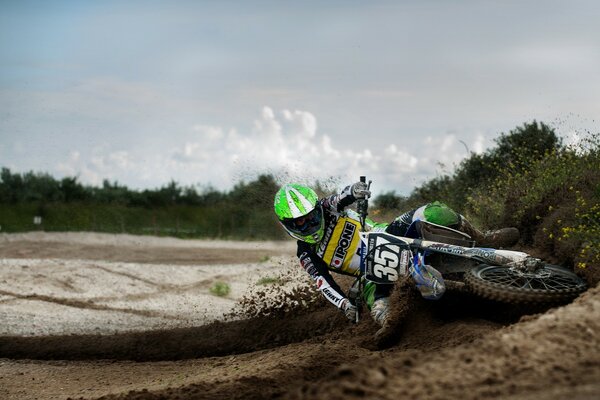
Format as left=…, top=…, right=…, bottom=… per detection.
left=1, top=0, right=599, bottom=194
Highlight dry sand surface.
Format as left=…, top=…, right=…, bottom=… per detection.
left=0, top=232, right=298, bottom=336
left=0, top=232, right=598, bottom=400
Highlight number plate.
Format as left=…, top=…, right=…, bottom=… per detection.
left=364, top=233, right=411, bottom=284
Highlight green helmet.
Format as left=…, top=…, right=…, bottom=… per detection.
left=274, top=184, right=324, bottom=243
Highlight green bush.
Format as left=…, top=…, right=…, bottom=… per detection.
left=209, top=282, right=231, bottom=297
left=468, top=132, right=600, bottom=275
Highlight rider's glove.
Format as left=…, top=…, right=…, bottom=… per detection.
left=340, top=298, right=358, bottom=322
left=351, top=181, right=371, bottom=199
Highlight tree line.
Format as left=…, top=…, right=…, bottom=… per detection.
left=0, top=169, right=279, bottom=209
left=0, top=171, right=284, bottom=238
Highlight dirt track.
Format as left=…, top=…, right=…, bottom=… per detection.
left=0, top=232, right=599, bottom=400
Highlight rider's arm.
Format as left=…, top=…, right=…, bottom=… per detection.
left=320, top=185, right=356, bottom=213
left=297, top=243, right=348, bottom=309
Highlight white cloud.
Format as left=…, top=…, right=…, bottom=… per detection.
left=171, top=126, right=230, bottom=164
left=56, top=151, right=80, bottom=177
left=107, top=151, right=133, bottom=169
left=472, top=134, right=486, bottom=154
left=162, top=107, right=485, bottom=193
left=57, top=148, right=138, bottom=187
left=282, top=109, right=317, bottom=138
left=51, top=107, right=494, bottom=194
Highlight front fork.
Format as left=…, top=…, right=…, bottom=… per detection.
left=348, top=277, right=364, bottom=323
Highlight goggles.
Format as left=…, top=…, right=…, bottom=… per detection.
left=282, top=206, right=323, bottom=236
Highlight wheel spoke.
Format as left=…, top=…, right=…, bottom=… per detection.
left=538, top=278, right=550, bottom=290
left=470, top=264, right=586, bottom=303
left=479, top=267, right=583, bottom=291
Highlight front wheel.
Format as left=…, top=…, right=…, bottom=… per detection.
left=465, top=264, right=587, bottom=304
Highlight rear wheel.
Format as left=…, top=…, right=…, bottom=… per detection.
left=465, top=264, right=587, bottom=304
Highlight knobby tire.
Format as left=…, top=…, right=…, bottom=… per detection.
left=464, top=264, right=587, bottom=304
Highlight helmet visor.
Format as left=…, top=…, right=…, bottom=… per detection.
left=281, top=206, right=323, bottom=237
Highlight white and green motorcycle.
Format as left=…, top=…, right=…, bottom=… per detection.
left=355, top=177, right=587, bottom=305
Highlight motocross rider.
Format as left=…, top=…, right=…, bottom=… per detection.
left=273, top=182, right=520, bottom=326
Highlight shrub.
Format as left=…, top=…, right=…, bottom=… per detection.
left=209, top=282, right=231, bottom=297
left=468, top=131, right=599, bottom=279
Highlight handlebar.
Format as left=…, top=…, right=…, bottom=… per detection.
left=357, top=175, right=372, bottom=232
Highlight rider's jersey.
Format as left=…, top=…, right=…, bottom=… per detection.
left=295, top=194, right=463, bottom=310
left=295, top=193, right=460, bottom=309
left=296, top=186, right=387, bottom=309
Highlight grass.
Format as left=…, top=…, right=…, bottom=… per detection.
left=209, top=282, right=231, bottom=297
left=257, top=276, right=283, bottom=286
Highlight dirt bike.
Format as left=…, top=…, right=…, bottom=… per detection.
left=351, top=177, right=587, bottom=317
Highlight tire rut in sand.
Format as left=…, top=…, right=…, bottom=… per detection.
left=0, top=289, right=170, bottom=318
left=85, top=291, right=523, bottom=400
left=0, top=307, right=344, bottom=361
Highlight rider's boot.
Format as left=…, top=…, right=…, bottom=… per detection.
left=370, top=297, right=390, bottom=326
left=459, top=218, right=519, bottom=248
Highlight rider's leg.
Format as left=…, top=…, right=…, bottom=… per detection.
left=363, top=282, right=393, bottom=326
left=458, top=216, right=519, bottom=248
left=422, top=201, right=519, bottom=248
left=410, top=258, right=446, bottom=300
left=371, top=297, right=390, bottom=326
left=385, top=219, right=410, bottom=236
left=386, top=202, right=462, bottom=236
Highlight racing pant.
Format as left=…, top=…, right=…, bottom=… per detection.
left=362, top=281, right=393, bottom=309
left=385, top=201, right=461, bottom=237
